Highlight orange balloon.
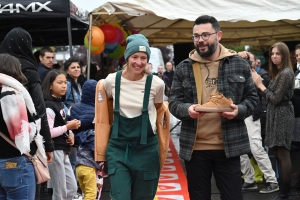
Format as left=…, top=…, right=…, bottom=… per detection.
left=91, top=43, right=105, bottom=54
left=86, top=26, right=105, bottom=47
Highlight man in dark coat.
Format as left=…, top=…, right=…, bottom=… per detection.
left=38, top=46, right=54, bottom=83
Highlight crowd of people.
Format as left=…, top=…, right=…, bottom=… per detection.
left=0, top=14, right=300, bottom=200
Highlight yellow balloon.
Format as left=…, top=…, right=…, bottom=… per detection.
left=126, top=29, right=132, bottom=36
left=110, top=22, right=121, bottom=28
left=91, top=43, right=105, bottom=54
left=121, top=28, right=128, bottom=43
left=84, top=35, right=100, bottom=51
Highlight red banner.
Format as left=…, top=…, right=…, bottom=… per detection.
left=155, top=139, right=189, bottom=200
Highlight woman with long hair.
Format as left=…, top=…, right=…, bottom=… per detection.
left=252, top=42, right=295, bottom=199
left=0, top=27, right=54, bottom=200
left=63, top=57, right=85, bottom=109
left=0, top=54, right=46, bottom=199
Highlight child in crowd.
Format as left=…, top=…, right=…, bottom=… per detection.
left=68, top=79, right=103, bottom=200
left=42, top=70, right=81, bottom=200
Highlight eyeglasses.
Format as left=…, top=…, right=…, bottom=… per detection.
left=191, top=32, right=217, bottom=41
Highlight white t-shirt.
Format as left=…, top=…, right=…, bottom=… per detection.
left=295, top=63, right=300, bottom=89
left=104, top=72, right=165, bottom=132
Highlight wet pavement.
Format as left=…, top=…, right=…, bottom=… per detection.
left=41, top=115, right=300, bottom=200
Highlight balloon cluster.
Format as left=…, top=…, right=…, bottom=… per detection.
left=84, top=23, right=139, bottom=59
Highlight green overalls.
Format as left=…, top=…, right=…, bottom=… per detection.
left=106, top=71, right=160, bottom=200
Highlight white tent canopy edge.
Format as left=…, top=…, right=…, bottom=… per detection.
left=75, top=0, right=300, bottom=22
left=80, top=0, right=300, bottom=78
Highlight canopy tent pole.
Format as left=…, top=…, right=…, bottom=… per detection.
left=67, top=17, right=73, bottom=57
left=87, top=13, right=93, bottom=80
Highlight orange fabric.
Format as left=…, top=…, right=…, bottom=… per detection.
left=94, top=80, right=113, bottom=161
left=156, top=101, right=170, bottom=171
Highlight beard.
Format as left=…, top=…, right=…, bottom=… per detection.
left=195, top=38, right=218, bottom=58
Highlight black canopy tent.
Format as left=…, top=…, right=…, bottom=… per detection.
left=0, top=0, right=89, bottom=54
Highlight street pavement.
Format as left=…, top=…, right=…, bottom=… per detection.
left=41, top=115, right=300, bottom=200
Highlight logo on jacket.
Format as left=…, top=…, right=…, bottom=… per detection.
left=98, top=90, right=106, bottom=103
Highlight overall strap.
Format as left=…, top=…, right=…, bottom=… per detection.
left=111, top=70, right=122, bottom=139
left=192, top=62, right=202, bottom=104
left=140, top=73, right=153, bottom=144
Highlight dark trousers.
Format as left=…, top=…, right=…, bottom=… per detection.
left=184, top=150, right=243, bottom=200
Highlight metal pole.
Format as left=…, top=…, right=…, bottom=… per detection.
left=87, top=14, right=93, bottom=80
left=67, top=17, right=73, bottom=57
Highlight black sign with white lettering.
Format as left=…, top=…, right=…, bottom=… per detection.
left=0, top=0, right=70, bottom=18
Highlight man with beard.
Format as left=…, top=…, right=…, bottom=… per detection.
left=168, top=15, right=258, bottom=200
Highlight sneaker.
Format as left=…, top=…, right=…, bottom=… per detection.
left=72, top=193, right=83, bottom=200
left=259, top=182, right=279, bottom=193
left=242, top=182, right=257, bottom=190
left=195, top=93, right=234, bottom=112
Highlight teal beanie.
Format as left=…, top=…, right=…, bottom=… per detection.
left=124, top=34, right=151, bottom=62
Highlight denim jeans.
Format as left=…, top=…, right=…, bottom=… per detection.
left=0, top=155, right=36, bottom=200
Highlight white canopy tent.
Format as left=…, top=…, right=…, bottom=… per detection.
left=77, top=0, right=300, bottom=77
left=80, top=0, right=300, bottom=46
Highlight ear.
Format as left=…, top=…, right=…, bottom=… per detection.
left=217, top=31, right=223, bottom=42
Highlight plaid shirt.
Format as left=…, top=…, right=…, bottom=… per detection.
left=169, top=55, right=258, bottom=161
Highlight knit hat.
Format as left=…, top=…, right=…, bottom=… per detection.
left=124, top=34, right=151, bottom=62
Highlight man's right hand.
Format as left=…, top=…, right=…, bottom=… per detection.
left=188, top=104, right=206, bottom=119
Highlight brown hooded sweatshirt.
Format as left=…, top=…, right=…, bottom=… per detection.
left=189, top=44, right=236, bottom=150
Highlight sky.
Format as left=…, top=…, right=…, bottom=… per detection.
left=71, top=0, right=107, bottom=12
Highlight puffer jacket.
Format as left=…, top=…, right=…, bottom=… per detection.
left=68, top=80, right=97, bottom=134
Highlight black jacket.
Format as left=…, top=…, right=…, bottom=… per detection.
left=38, top=63, right=51, bottom=84
left=25, top=69, right=54, bottom=152
left=0, top=27, right=54, bottom=152
left=45, top=99, right=71, bottom=153
left=252, top=68, right=269, bottom=121
left=163, top=70, right=174, bottom=88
